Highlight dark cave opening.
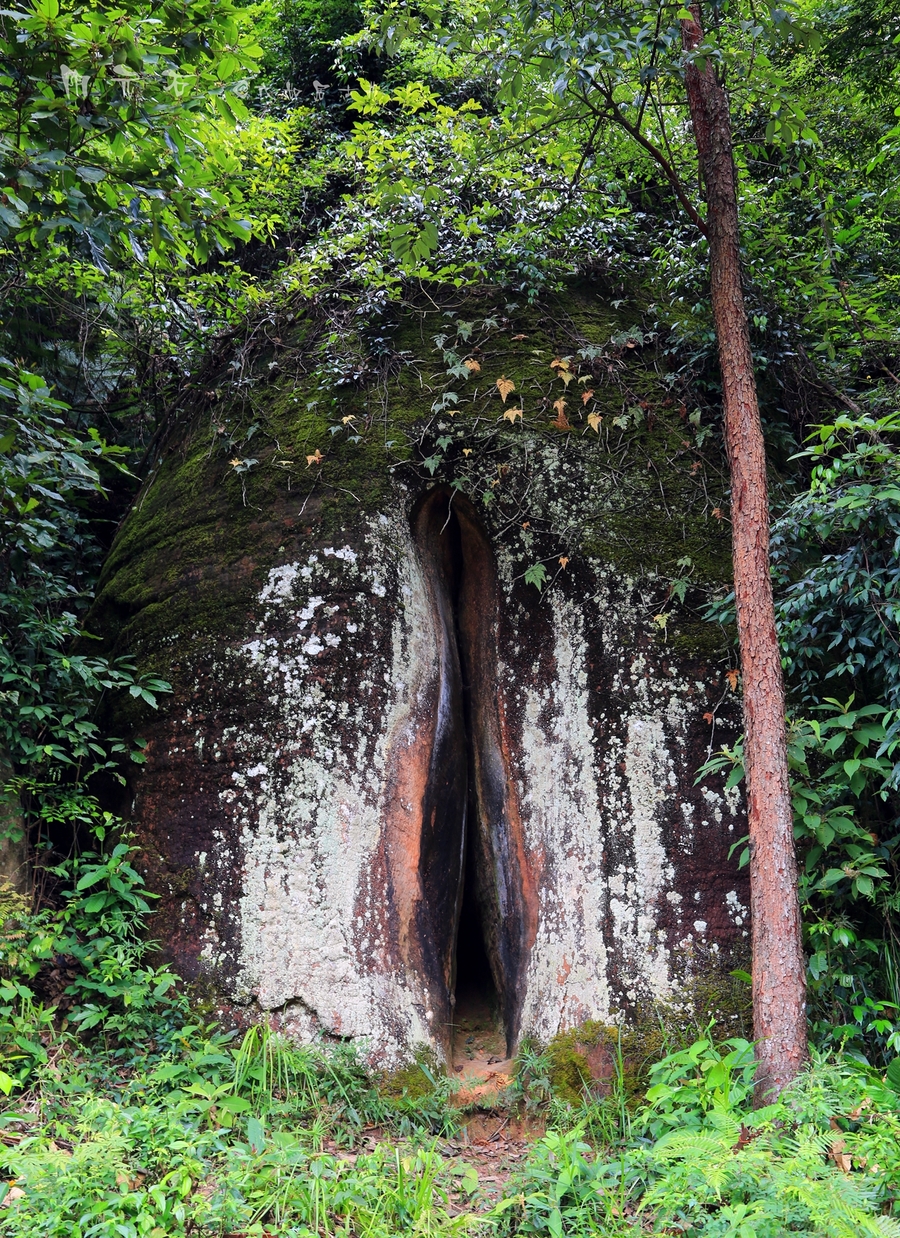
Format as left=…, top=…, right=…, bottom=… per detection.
left=452, top=828, right=502, bottom=1048
left=440, top=505, right=503, bottom=1046
left=412, top=487, right=516, bottom=1057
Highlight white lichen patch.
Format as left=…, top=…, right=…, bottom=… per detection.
left=221, top=507, right=442, bottom=1063
left=614, top=714, right=676, bottom=1002
left=517, top=593, right=612, bottom=1042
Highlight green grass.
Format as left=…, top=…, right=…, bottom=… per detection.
left=3, top=1021, right=900, bottom=1235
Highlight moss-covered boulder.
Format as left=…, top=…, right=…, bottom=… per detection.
left=92, top=283, right=749, bottom=1065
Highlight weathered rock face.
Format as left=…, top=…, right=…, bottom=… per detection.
left=94, top=286, right=749, bottom=1063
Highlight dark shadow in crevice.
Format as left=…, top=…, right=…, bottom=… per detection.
left=452, top=826, right=501, bottom=1043
left=411, top=487, right=534, bottom=1058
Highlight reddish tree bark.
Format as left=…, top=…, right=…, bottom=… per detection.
left=682, top=6, right=807, bottom=1098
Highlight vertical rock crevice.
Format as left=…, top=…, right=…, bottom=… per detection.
left=411, top=488, right=536, bottom=1056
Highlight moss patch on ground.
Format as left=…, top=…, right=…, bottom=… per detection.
left=543, top=967, right=753, bottom=1106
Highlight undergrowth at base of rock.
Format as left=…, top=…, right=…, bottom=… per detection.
left=2, top=1007, right=900, bottom=1236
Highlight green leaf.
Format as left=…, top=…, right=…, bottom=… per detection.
left=217, top=1094, right=251, bottom=1114
left=524, top=562, right=548, bottom=591
left=247, top=1114, right=265, bottom=1151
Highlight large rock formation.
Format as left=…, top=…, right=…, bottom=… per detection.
left=94, top=286, right=749, bottom=1063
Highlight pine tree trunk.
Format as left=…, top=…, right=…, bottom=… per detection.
left=682, top=6, right=807, bottom=1098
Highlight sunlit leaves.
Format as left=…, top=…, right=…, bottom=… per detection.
left=0, top=0, right=263, bottom=267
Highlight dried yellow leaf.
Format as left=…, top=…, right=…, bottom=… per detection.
left=496, top=376, right=516, bottom=402
left=306, top=449, right=323, bottom=467
left=558, top=556, right=569, bottom=568
left=587, top=411, right=602, bottom=433
left=464, top=358, right=481, bottom=373
left=502, top=407, right=523, bottom=423
left=581, top=388, right=595, bottom=405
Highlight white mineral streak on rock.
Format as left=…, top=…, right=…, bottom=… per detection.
left=234, top=510, right=435, bottom=1063
left=615, top=715, right=676, bottom=1001
left=517, top=595, right=612, bottom=1042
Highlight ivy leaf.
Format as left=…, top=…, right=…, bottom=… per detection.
left=502, top=407, right=523, bottom=423
left=496, top=376, right=516, bottom=402
left=587, top=412, right=602, bottom=433
left=552, top=399, right=570, bottom=429
left=524, top=562, right=548, bottom=590
left=581, top=388, right=595, bottom=405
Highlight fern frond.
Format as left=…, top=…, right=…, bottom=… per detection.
left=652, top=1130, right=730, bottom=1160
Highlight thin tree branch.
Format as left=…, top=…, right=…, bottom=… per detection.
left=577, top=81, right=708, bottom=235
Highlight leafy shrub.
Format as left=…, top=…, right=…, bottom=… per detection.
left=507, top=1034, right=900, bottom=1237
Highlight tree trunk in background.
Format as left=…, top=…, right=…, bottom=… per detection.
left=0, top=748, right=27, bottom=896
left=682, top=6, right=807, bottom=1099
